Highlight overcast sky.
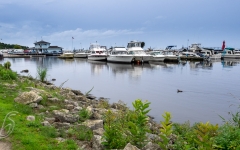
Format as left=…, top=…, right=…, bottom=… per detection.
left=0, top=0, right=239, bottom=50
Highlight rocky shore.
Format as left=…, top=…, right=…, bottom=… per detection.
left=8, top=75, right=166, bottom=150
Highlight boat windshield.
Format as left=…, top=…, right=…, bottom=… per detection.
left=112, top=51, right=128, bottom=55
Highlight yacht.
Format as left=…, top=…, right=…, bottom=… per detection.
left=163, top=46, right=180, bottom=61
left=200, top=48, right=221, bottom=60
left=58, top=52, right=74, bottom=59
left=189, top=43, right=202, bottom=53
left=87, top=43, right=108, bottom=61
left=148, top=50, right=165, bottom=61
left=107, top=47, right=134, bottom=63
left=127, top=41, right=152, bottom=63
left=222, top=48, right=240, bottom=59
left=74, top=51, right=91, bottom=58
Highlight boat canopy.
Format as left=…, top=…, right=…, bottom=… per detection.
left=165, top=45, right=177, bottom=50
left=225, top=47, right=234, bottom=50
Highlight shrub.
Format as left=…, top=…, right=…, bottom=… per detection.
left=213, top=124, right=240, bottom=149
left=102, top=99, right=151, bottom=149
left=4, top=61, right=11, bottom=69
left=159, top=112, right=173, bottom=150
left=75, top=125, right=93, bottom=141
left=79, top=107, right=90, bottom=122
left=0, top=66, right=17, bottom=80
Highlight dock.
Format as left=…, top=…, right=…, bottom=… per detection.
left=180, top=56, right=204, bottom=61
left=3, top=53, right=46, bottom=58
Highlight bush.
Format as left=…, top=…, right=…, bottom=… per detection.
left=0, top=65, right=17, bottom=80
left=213, top=124, right=240, bottom=149
left=4, top=61, right=11, bottom=69
left=102, top=99, right=151, bottom=149
left=79, top=107, right=90, bottom=122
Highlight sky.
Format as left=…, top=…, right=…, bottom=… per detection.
left=0, top=0, right=239, bottom=50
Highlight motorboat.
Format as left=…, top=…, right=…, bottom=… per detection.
left=163, top=46, right=180, bottom=61
left=127, top=41, right=152, bottom=63
left=74, top=51, right=91, bottom=58
left=164, top=51, right=180, bottom=61
left=188, top=43, right=202, bottom=53
left=148, top=50, right=165, bottom=61
left=199, top=48, right=221, bottom=60
left=88, top=43, right=108, bottom=61
left=107, top=47, right=134, bottom=63
left=221, top=47, right=240, bottom=59
left=58, top=52, right=74, bottom=59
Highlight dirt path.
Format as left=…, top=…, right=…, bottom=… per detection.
left=0, top=141, right=11, bottom=150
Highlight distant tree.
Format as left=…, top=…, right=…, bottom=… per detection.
left=0, top=43, right=28, bottom=49
left=14, top=44, right=22, bottom=49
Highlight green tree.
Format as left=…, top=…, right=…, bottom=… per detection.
left=14, top=44, right=22, bottom=49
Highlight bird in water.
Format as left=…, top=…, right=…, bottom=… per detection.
left=177, top=89, right=183, bottom=93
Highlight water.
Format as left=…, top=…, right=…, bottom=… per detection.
left=1, top=57, right=240, bottom=124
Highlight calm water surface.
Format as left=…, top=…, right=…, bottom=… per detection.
left=1, top=57, right=240, bottom=124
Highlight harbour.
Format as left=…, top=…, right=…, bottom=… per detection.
left=1, top=56, right=239, bottom=124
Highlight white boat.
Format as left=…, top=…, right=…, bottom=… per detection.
left=74, top=51, right=91, bottom=58
left=164, top=51, right=180, bottom=60
left=148, top=50, right=165, bottom=61
left=189, top=43, right=202, bottom=53
left=107, top=47, right=134, bottom=63
left=88, top=43, right=108, bottom=61
left=200, top=48, right=221, bottom=59
left=58, top=52, right=74, bottom=59
left=222, top=48, right=240, bottom=59
left=127, top=41, right=152, bottom=63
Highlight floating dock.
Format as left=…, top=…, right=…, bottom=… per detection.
left=3, top=53, right=46, bottom=58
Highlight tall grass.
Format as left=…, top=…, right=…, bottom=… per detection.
left=37, top=66, right=47, bottom=82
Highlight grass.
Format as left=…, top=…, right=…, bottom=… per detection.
left=36, top=66, right=47, bottom=82
left=0, top=69, right=79, bottom=149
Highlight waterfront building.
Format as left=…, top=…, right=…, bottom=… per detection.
left=28, top=40, right=63, bottom=56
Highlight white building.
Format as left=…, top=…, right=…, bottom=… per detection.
left=29, top=40, right=63, bottom=56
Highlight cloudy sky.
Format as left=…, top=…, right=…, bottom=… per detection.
left=0, top=0, right=239, bottom=50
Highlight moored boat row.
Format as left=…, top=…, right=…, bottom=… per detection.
left=43, top=40, right=240, bottom=62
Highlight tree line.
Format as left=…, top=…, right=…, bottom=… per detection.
left=0, top=42, right=29, bottom=49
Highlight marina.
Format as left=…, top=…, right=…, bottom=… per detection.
left=1, top=56, right=239, bottom=124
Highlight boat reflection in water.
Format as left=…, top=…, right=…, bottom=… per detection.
left=88, top=60, right=107, bottom=75
left=189, top=61, right=215, bottom=70
left=221, top=58, right=240, bottom=68
left=149, top=61, right=168, bottom=68
left=107, top=63, right=134, bottom=76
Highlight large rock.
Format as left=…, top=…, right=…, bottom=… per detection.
left=142, top=142, right=161, bottom=150
left=83, top=120, right=103, bottom=130
left=53, top=109, right=79, bottom=123
left=26, top=115, right=35, bottom=121
left=93, top=128, right=104, bottom=136
left=14, top=91, right=42, bottom=104
left=92, top=135, right=104, bottom=150
left=123, top=143, right=140, bottom=150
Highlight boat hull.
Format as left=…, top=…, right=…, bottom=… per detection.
left=88, top=55, right=107, bottom=61
left=107, top=55, right=134, bottom=63
left=132, top=56, right=152, bottom=62
left=222, top=54, right=240, bottom=59
left=74, top=53, right=89, bottom=58
left=151, top=56, right=165, bottom=61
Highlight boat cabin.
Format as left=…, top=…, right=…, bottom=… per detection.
left=127, top=41, right=145, bottom=48
left=111, top=47, right=128, bottom=55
